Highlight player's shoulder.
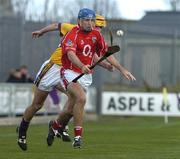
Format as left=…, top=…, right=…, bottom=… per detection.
left=64, top=26, right=79, bottom=39
left=68, top=26, right=81, bottom=37
left=91, top=28, right=102, bottom=36
left=69, top=25, right=79, bottom=32
left=59, top=23, right=77, bottom=36
left=61, top=23, right=76, bottom=29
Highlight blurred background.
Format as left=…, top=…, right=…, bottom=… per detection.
left=0, top=0, right=180, bottom=119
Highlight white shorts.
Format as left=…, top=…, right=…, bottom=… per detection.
left=60, top=68, right=92, bottom=91
left=34, top=60, right=62, bottom=92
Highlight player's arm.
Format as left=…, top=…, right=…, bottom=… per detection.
left=107, top=55, right=136, bottom=81
left=94, top=31, right=115, bottom=72
left=94, top=54, right=114, bottom=72
left=32, top=22, right=59, bottom=38
left=67, top=51, right=91, bottom=74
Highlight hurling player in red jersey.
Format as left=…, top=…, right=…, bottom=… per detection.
left=46, top=13, right=135, bottom=149
left=59, top=8, right=107, bottom=148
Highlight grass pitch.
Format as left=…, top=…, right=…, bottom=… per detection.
left=0, top=116, right=180, bottom=159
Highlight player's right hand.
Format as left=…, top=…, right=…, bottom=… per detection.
left=32, top=30, right=43, bottom=38
left=81, top=65, right=91, bottom=74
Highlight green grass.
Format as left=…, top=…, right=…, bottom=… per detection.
left=1, top=116, right=180, bottom=159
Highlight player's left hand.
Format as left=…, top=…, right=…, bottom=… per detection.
left=121, top=69, right=136, bottom=81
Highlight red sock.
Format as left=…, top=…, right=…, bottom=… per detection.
left=74, top=126, right=83, bottom=137
left=52, top=120, right=62, bottom=130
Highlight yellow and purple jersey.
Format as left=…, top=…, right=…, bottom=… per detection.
left=49, top=23, right=76, bottom=65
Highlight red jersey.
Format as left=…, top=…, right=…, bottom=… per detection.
left=61, top=26, right=107, bottom=73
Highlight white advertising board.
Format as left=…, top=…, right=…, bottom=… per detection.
left=102, top=92, right=180, bottom=116
left=0, top=84, right=96, bottom=116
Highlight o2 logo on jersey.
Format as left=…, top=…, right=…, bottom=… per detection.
left=82, top=44, right=92, bottom=57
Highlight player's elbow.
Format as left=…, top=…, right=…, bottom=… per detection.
left=67, top=51, right=76, bottom=61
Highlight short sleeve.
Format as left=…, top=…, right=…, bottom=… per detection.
left=61, top=28, right=77, bottom=55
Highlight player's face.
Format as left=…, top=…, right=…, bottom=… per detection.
left=79, top=18, right=95, bottom=32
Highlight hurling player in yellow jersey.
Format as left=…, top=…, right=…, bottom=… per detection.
left=17, top=15, right=115, bottom=151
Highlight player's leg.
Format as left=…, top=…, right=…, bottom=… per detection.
left=59, top=68, right=92, bottom=148
left=17, top=87, right=48, bottom=151
left=47, top=93, right=74, bottom=145
left=17, top=60, right=53, bottom=151
left=56, top=95, right=74, bottom=127
left=24, top=88, right=48, bottom=121
left=37, top=66, right=73, bottom=146
left=67, top=82, right=86, bottom=148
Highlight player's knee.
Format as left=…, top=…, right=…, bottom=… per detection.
left=66, top=107, right=73, bottom=115
left=76, top=95, right=86, bottom=105
left=31, top=103, right=43, bottom=111
left=35, top=104, right=43, bottom=111
left=31, top=99, right=44, bottom=110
